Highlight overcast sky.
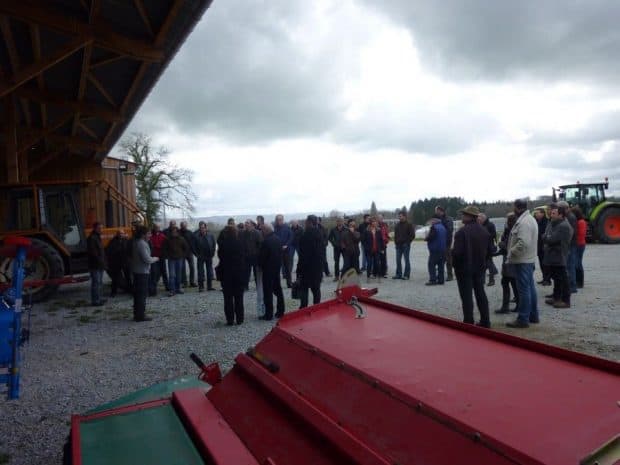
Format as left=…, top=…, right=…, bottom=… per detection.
left=113, top=0, right=620, bottom=217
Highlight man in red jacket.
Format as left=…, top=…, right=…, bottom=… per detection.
left=148, top=224, right=169, bottom=295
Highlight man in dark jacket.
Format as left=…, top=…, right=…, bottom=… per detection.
left=317, top=217, right=331, bottom=277
left=258, top=224, right=285, bottom=320
left=105, top=229, right=130, bottom=297
left=452, top=206, right=492, bottom=328
left=534, top=208, right=551, bottom=285
left=358, top=214, right=371, bottom=272
left=87, top=222, right=106, bottom=306
left=179, top=221, right=196, bottom=288
left=341, top=219, right=361, bottom=275
left=274, top=214, right=293, bottom=287
left=163, top=226, right=189, bottom=296
left=241, top=219, right=262, bottom=290
left=425, top=218, right=447, bottom=285
left=477, top=213, right=498, bottom=286
left=435, top=206, right=455, bottom=281
left=558, top=200, right=578, bottom=293
left=543, top=205, right=574, bottom=308
left=393, top=210, right=415, bottom=280
left=328, top=217, right=346, bottom=281
left=297, top=215, right=324, bottom=308
left=193, top=221, right=216, bottom=292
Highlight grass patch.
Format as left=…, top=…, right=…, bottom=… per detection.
left=0, top=453, right=10, bottom=464
left=79, top=315, right=92, bottom=324
left=92, top=308, right=103, bottom=314
left=66, top=299, right=89, bottom=309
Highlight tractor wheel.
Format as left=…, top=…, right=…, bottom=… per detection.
left=0, top=237, right=65, bottom=302
left=597, top=207, right=620, bottom=244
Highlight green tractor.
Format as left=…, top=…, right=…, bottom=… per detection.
left=553, top=178, right=620, bottom=243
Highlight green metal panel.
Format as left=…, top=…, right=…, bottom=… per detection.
left=80, top=403, right=205, bottom=465
left=590, top=200, right=620, bottom=222
left=88, top=377, right=208, bottom=414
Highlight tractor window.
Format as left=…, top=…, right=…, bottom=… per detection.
left=44, top=192, right=81, bottom=247
left=3, top=189, right=36, bottom=231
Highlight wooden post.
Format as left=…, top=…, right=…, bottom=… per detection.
left=4, top=96, right=19, bottom=183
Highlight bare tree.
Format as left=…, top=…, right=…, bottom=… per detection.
left=120, top=132, right=196, bottom=224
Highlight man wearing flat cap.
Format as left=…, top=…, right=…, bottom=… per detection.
left=451, top=206, right=492, bottom=328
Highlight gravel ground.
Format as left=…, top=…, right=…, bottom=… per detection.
left=1, top=243, right=618, bottom=464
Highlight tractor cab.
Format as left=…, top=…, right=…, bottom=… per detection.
left=554, top=180, right=608, bottom=219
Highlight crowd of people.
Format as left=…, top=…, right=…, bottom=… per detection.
left=85, top=199, right=587, bottom=329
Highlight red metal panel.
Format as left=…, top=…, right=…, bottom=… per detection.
left=267, top=297, right=620, bottom=465
left=172, top=388, right=259, bottom=465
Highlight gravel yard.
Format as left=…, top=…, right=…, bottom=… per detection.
left=2, top=243, right=618, bottom=464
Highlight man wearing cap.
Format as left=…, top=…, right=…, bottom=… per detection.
left=506, top=199, right=539, bottom=328
left=451, top=206, right=492, bottom=327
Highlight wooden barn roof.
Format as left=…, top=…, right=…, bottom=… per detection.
left=0, top=0, right=212, bottom=180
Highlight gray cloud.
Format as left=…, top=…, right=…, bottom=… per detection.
left=531, top=109, right=620, bottom=146
left=365, top=0, right=620, bottom=85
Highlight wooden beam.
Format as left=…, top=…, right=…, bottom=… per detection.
left=0, top=35, right=91, bottom=98
left=0, top=16, right=33, bottom=126
left=133, top=0, right=154, bottom=38
left=4, top=96, right=19, bottom=183
left=0, top=2, right=164, bottom=62
left=87, top=73, right=116, bottom=107
left=29, top=24, right=46, bottom=128
left=72, top=44, right=93, bottom=135
left=17, top=112, right=73, bottom=153
left=90, top=54, right=127, bottom=69
left=47, top=134, right=105, bottom=152
left=29, top=147, right=67, bottom=175
left=78, top=121, right=98, bottom=139
left=14, top=87, right=123, bottom=122
left=100, top=0, right=183, bottom=154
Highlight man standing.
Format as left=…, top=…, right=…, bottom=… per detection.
left=543, top=205, right=573, bottom=309
left=425, top=217, right=447, bottom=285
left=163, top=226, right=189, bottom=296
left=558, top=200, right=578, bottom=293
left=452, top=206, right=492, bottom=328
left=274, top=214, right=294, bottom=287
left=377, top=214, right=390, bottom=278
left=534, top=208, right=551, bottom=285
left=358, top=214, right=371, bottom=272
left=317, top=217, right=331, bottom=277
left=193, top=221, right=216, bottom=292
left=87, top=222, right=106, bottom=306
left=105, top=229, right=130, bottom=297
left=148, top=224, right=169, bottom=295
left=477, top=213, right=498, bottom=286
left=328, top=217, right=346, bottom=281
left=297, top=215, right=324, bottom=308
left=241, top=220, right=262, bottom=290
left=341, top=219, right=361, bottom=275
left=435, top=206, right=455, bottom=281
left=506, top=199, right=539, bottom=328
left=179, top=221, right=197, bottom=287
left=131, top=226, right=159, bottom=322
left=255, top=215, right=266, bottom=317
left=258, top=224, right=285, bottom=320
left=393, top=210, right=415, bottom=280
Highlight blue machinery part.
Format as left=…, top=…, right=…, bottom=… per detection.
left=0, top=236, right=31, bottom=400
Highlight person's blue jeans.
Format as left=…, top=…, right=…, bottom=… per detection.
left=513, top=263, right=538, bottom=323
left=89, top=269, right=103, bottom=304
left=167, top=258, right=183, bottom=293
left=575, top=245, right=585, bottom=287
left=567, top=245, right=578, bottom=292
left=395, top=243, right=411, bottom=278
left=427, top=250, right=445, bottom=283
left=361, top=248, right=368, bottom=270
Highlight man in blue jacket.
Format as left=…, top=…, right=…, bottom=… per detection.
left=274, top=214, right=293, bottom=288
left=425, top=217, right=447, bottom=285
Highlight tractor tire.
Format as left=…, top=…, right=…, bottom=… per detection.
left=0, top=237, right=65, bottom=302
left=597, top=207, right=620, bottom=244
